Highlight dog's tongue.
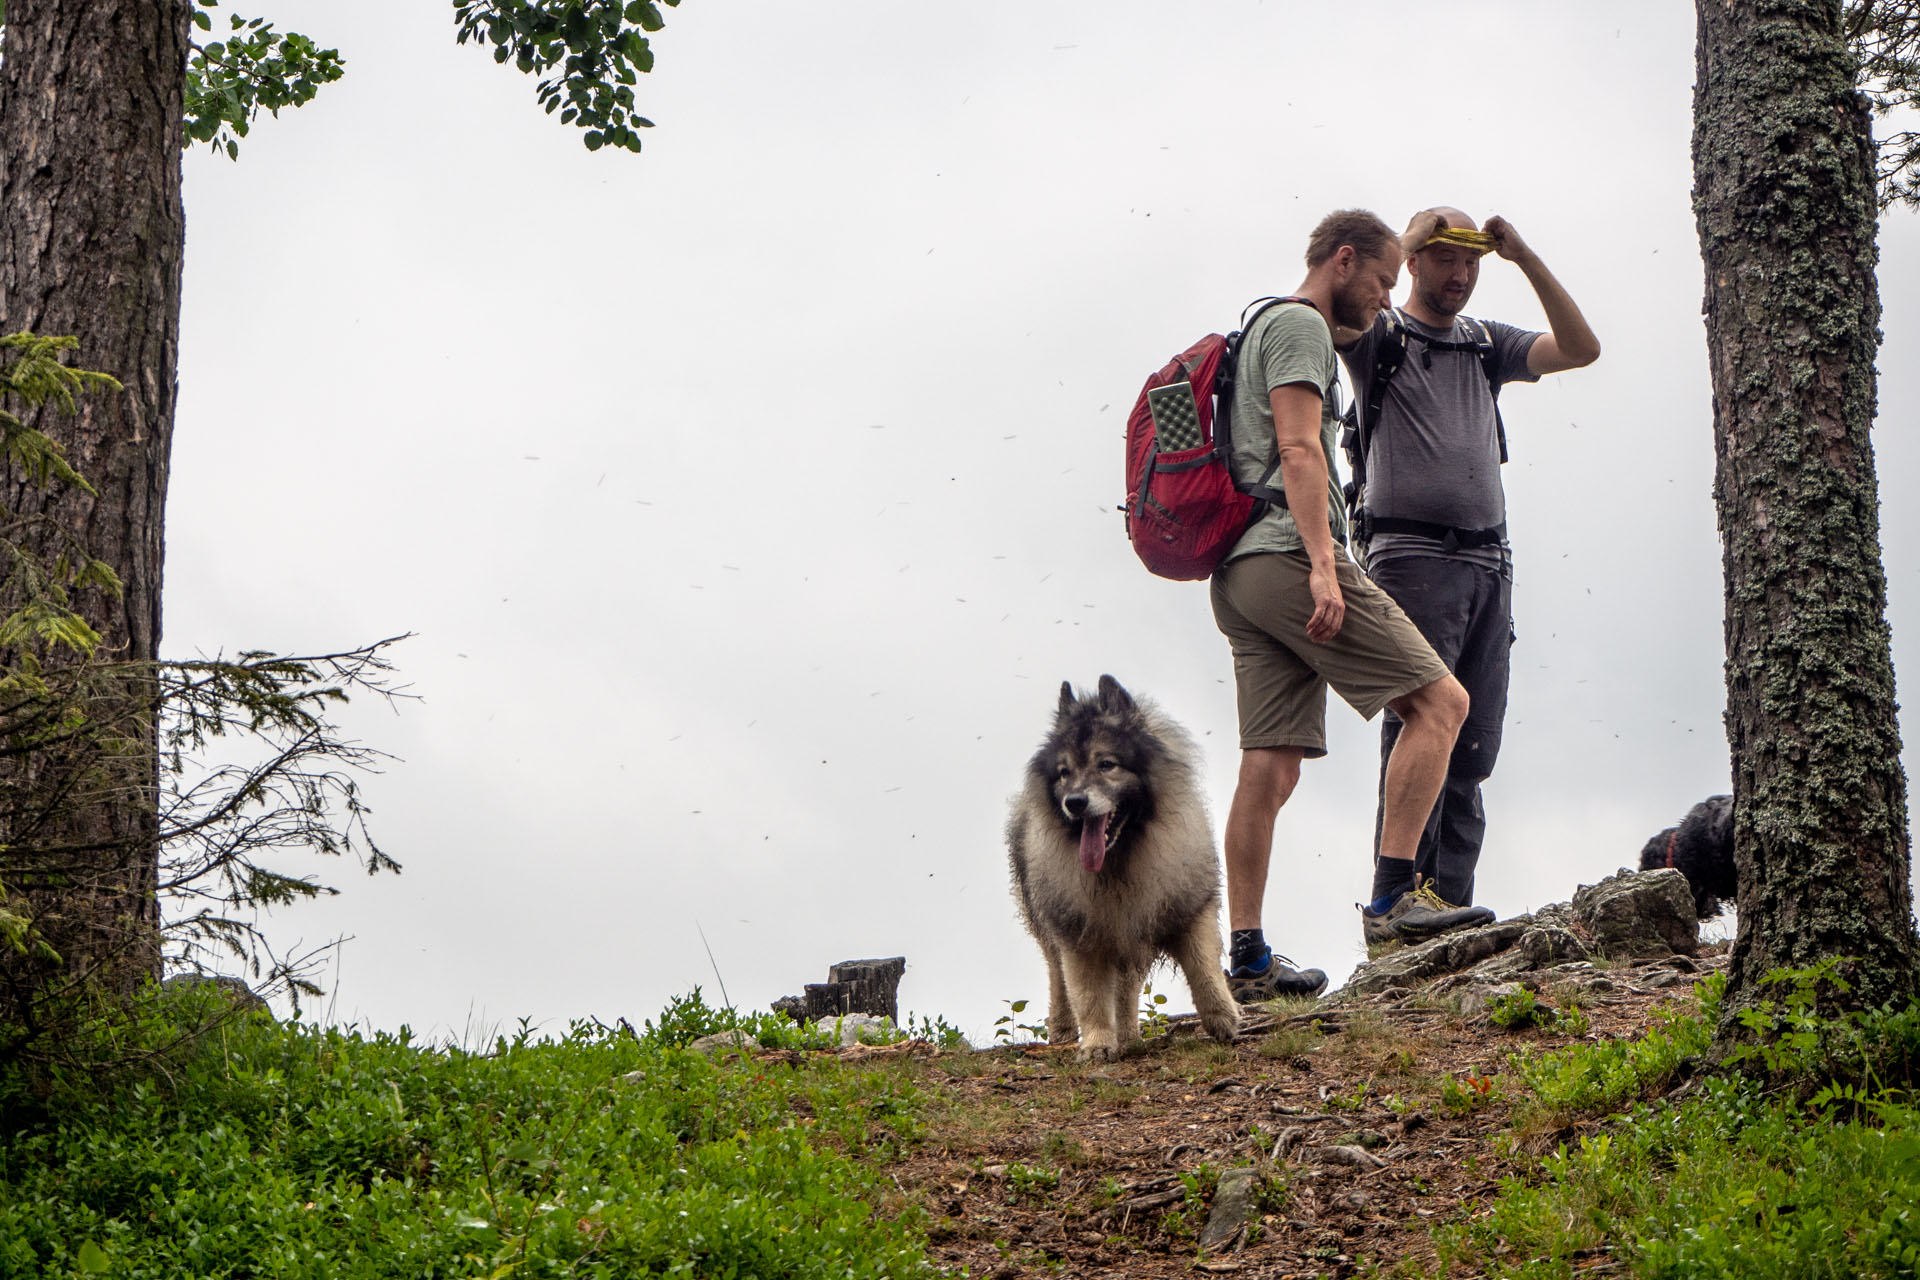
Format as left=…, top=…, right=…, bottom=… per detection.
left=1079, top=812, right=1109, bottom=872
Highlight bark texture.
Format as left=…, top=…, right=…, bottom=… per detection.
left=1693, top=0, right=1920, bottom=1021
left=0, top=0, right=189, bottom=992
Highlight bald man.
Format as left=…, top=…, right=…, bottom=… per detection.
left=1333, top=207, right=1601, bottom=942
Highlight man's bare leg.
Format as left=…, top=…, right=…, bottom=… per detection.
left=1224, top=747, right=1305, bottom=931
left=1366, top=673, right=1490, bottom=941
left=1379, top=674, right=1469, bottom=863
left=1222, top=746, right=1327, bottom=998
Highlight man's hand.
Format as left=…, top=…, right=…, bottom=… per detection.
left=1484, top=215, right=1535, bottom=264
left=1306, top=559, right=1346, bottom=643
left=1484, top=215, right=1602, bottom=374
left=1399, top=208, right=1446, bottom=257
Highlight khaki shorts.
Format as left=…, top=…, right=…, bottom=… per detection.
left=1210, top=549, right=1452, bottom=757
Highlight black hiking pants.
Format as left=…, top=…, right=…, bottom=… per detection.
left=1369, top=554, right=1512, bottom=908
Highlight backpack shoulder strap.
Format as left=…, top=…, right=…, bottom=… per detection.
left=1343, top=308, right=1406, bottom=496
left=1225, top=295, right=1327, bottom=511
left=1459, top=315, right=1510, bottom=464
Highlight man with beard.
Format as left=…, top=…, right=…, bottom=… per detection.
left=1335, top=207, right=1600, bottom=943
left=1212, top=208, right=1489, bottom=1005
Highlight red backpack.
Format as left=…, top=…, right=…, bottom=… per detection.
left=1123, top=297, right=1311, bottom=580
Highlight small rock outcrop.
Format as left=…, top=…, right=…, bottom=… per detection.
left=1335, top=869, right=1706, bottom=1013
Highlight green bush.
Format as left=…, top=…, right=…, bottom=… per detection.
left=638, top=984, right=833, bottom=1051
left=1433, top=974, right=1920, bottom=1280
left=1505, top=973, right=1719, bottom=1132
left=1488, top=987, right=1547, bottom=1030
left=0, top=988, right=935, bottom=1279
left=1444, top=1075, right=1920, bottom=1280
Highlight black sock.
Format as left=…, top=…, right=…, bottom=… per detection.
left=1370, top=857, right=1416, bottom=906
left=1229, top=928, right=1267, bottom=971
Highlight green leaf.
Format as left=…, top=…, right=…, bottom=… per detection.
left=460, top=0, right=670, bottom=155
left=77, top=1241, right=111, bottom=1274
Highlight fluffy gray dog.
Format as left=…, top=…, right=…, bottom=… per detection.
left=1006, top=675, right=1240, bottom=1061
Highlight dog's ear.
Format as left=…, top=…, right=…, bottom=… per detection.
left=1096, top=674, right=1135, bottom=717
left=1058, top=681, right=1077, bottom=718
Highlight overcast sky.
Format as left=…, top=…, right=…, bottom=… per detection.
left=161, top=1, right=1920, bottom=1045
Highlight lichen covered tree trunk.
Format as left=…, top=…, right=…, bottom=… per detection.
left=1693, top=0, right=1920, bottom=1025
left=0, top=0, right=189, bottom=993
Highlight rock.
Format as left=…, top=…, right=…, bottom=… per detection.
left=1465, top=951, right=1539, bottom=984
left=1198, top=1167, right=1256, bottom=1251
left=160, top=973, right=270, bottom=1015
left=1517, top=924, right=1588, bottom=967
left=688, top=1030, right=760, bottom=1056
left=1317, top=1145, right=1388, bottom=1169
left=1461, top=981, right=1536, bottom=1020
left=1532, top=902, right=1579, bottom=932
left=1339, top=920, right=1528, bottom=995
left=1572, top=868, right=1698, bottom=958
left=1323, top=873, right=1719, bottom=1010
left=813, top=1013, right=896, bottom=1046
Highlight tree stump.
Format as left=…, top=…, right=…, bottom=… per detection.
left=780, top=956, right=908, bottom=1023
left=830, top=956, right=906, bottom=1021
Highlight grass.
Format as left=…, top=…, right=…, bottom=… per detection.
left=1427, top=969, right=1920, bottom=1278
left=0, top=986, right=935, bottom=1279
left=11, top=968, right=1920, bottom=1279
left=1433, top=1076, right=1920, bottom=1279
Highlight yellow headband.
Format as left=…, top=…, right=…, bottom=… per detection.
left=1423, top=226, right=1495, bottom=253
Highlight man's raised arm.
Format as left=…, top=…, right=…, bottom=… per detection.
left=1484, top=216, right=1601, bottom=375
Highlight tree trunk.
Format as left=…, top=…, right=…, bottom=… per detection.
left=1693, top=0, right=1920, bottom=1029
left=0, top=0, right=188, bottom=993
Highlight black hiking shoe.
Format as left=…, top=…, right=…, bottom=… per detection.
left=1360, top=877, right=1495, bottom=946
left=1226, top=949, right=1328, bottom=1004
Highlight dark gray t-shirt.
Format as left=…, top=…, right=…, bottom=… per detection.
left=1223, top=301, right=1347, bottom=561
left=1339, top=309, right=1540, bottom=570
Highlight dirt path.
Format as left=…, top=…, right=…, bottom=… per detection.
left=883, top=950, right=1723, bottom=1279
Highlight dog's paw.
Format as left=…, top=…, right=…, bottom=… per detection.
left=1048, top=1017, right=1079, bottom=1045
left=1202, top=1007, right=1242, bottom=1045
left=1076, top=1036, right=1120, bottom=1064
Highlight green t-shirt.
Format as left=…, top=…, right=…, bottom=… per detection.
left=1223, top=301, right=1348, bottom=561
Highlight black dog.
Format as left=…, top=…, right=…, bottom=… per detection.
left=1638, top=794, right=1736, bottom=919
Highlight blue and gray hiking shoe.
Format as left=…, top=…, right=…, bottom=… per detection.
left=1226, top=949, right=1328, bottom=1004
left=1360, top=877, right=1495, bottom=946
